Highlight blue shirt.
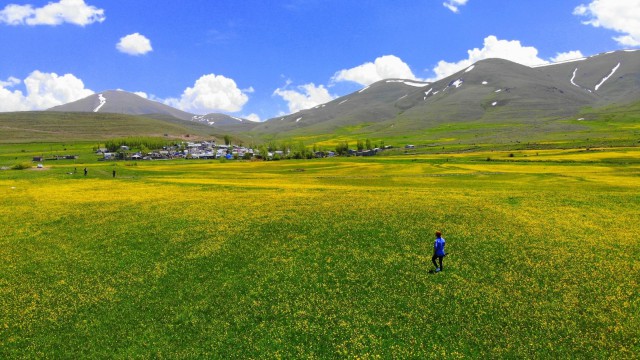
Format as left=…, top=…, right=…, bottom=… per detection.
left=434, top=237, right=446, bottom=256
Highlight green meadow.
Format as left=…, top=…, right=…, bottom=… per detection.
left=1, top=146, right=639, bottom=358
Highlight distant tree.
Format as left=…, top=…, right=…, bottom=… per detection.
left=335, top=141, right=349, bottom=155
left=365, top=138, right=372, bottom=150
left=258, top=145, right=269, bottom=160
left=280, top=141, right=292, bottom=156
left=291, top=141, right=310, bottom=159
left=224, top=135, right=232, bottom=146
left=357, top=140, right=364, bottom=151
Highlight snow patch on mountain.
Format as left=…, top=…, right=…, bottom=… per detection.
left=385, top=79, right=426, bottom=87
left=595, top=63, right=621, bottom=91
left=403, top=81, right=427, bottom=87
left=338, top=99, right=349, bottom=105
left=465, top=65, right=475, bottom=73
left=451, top=79, right=463, bottom=88
left=296, top=117, right=302, bottom=123
left=93, top=94, right=107, bottom=112
left=570, top=68, right=580, bottom=88
left=358, top=86, right=370, bottom=93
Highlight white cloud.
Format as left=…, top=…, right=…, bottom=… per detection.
left=167, top=74, right=250, bottom=114
left=243, top=113, right=261, bottom=122
left=0, top=85, right=29, bottom=112
left=0, top=76, right=21, bottom=87
left=443, top=0, right=469, bottom=13
left=574, top=0, right=640, bottom=47
left=0, top=0, right=105, bottom=26
left=0, top=71, right=93, bottom=111
left=428, top=35, right=549, bottom=80
left=273, top=82, right=336, bottom=114
left=23, top=70, right=94, bottom=109
left=116, top=33, right=153, bottom=56
left=332, top=55, right=421, bottom=86
left=550, top=50, right=585, bottom=63
left=133, top=91, right=148, bottom=99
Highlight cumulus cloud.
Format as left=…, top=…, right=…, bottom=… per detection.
left=0, top=0, right=105, bottom=26
left=273, top=82, right=336, bottom=114
left=243, top=113, right=261, bottom=122
left=116, top=33, right=153, bottom=56
left=166, top=74, right=250, bottom=114
left=574, top=0, right=640, bottom=47
left=0, top=76, right=21, bottom=88
left=550, top=50, right=585, bottom=63
left=332, top=55, right=421, bottom=86
left=443, top=0, right=469, bottom=13
left=428, top=35, right=550, bottom=80
left=0, top=71, right=93, bottom=111
left=0, top=84, right=29, bottom=112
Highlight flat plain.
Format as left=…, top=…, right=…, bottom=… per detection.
left=1, top=147, right=639, bottom=358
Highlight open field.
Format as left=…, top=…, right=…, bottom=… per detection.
left=1, top=148, right=639, bottom=357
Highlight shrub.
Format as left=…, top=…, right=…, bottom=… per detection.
left=12, top=162, right=32, bottom=170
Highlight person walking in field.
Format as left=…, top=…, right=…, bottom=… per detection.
left=432, top=231, right=446, bottom=272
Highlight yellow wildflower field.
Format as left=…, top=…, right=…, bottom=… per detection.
left=0, top=149, right=638, bottom=357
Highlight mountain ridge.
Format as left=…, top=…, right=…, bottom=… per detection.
left=23, top=49, right=640, bottom=143
left=250, top=50, right=639, bottom=138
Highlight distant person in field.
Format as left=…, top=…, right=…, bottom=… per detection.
left=113, top=170, right=116, bottom=178
left=432, top=231, right=446, bottom=272
left=84, top=167, right=87, bottom=176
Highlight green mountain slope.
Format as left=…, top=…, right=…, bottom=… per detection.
left=249, top=50, right=639, bottom=146
left=0, top=112, right=218, bottom=143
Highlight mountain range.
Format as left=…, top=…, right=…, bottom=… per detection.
left=39, top=49, right=640, bottom=143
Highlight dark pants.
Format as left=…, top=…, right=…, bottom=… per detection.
left=432, top=254, right=443, bottom=269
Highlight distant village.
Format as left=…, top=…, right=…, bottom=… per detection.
left=93, top=141, right=400, bottom=161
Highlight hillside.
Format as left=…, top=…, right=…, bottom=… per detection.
left=4, top=50, right=638, bottom=147
left=48, top=90, right=195, bottom=121
left=250, top=50, right=640, bottom=144
left=47, top=90, right=259, bottom=133
left=192, top=113, right=260, bottom=132
left=534, top=50, right=640, bottom=105
left=0, top=111, right=218, bottom=143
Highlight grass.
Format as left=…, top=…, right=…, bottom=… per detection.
left=1, top=147, right=639, bottom=357
left=260, top=100, right=640, bottom=151
left=0, top=112, right=216, bottom=143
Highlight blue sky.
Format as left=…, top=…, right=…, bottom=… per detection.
left=1, top=0, right=639, bottom=120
